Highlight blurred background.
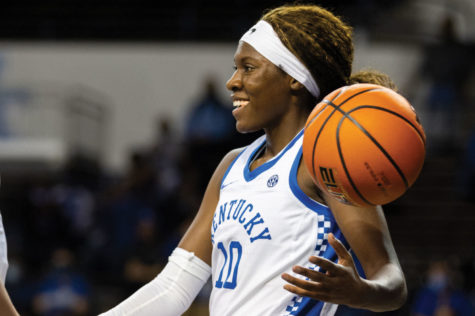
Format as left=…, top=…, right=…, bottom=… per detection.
left=0, top=0, right=474, bottom=315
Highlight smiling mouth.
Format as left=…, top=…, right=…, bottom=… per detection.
left=233, top=100, right=249, bottom=108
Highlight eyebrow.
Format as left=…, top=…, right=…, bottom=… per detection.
left=235, top=55, right=260, bottom=64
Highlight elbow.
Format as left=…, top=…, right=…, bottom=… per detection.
left=385, top=277, right=408, bottom=312
left=387, top=278, right=408, bottom=312
left=393, top=278, right=408, bottom=310
left=389, top=271, right=408, bottom=311
left=366, top=274, right=408, bottom=312
left=368, top=286, right=407, bottom=313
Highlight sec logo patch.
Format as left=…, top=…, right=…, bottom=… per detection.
left=267, top=174, right=279, bottom=187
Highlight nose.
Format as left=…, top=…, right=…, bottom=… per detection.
left=226, top=70, right=242, bottom=92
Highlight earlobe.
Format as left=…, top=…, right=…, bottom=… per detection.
left=289, top=78, right=305, bottom=92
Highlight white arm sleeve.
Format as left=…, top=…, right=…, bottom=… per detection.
left=0, top=213, right=8, bottom=284
left=99, top=247, right=211, bottom=316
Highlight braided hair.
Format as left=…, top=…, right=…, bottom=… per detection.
left=262, top=5, right=354, bottom=101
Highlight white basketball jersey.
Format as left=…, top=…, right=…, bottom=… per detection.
left=209, top=130, right=356, bottom=316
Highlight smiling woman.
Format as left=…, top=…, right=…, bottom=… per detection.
left=100, top=4, right=407, bottom=316
left=228, top=42, right=298, bottom=134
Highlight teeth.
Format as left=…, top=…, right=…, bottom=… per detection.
left=233, top=100, right=249, bottom=108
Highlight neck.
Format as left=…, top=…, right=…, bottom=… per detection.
left=263, top=97, right=312, bottom=157
left=249, top=122, right=303, bottom=172
left=263, top=125, right=302, bottom=156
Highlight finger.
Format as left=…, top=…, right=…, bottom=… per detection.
left=308, top=256, right=342, bottom=276
left=281, top=273, right=324, bottom=292
left=283, top=282, right=329, bottom=301
left=292, top=265, right=328, bottom=283
left=328, top=233, right=352, bottom=262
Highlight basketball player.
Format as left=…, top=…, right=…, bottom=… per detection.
left=0, top=183, right=20, bottom=316
left=100, top=4, right=407, bottom=315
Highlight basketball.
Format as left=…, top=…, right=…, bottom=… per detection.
left=303, top=83, right=426, bottom=206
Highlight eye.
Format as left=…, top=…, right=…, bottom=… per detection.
left=244, top=64, right=255, bottom=72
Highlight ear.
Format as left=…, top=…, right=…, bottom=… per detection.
left=289, top=77, right=305, bottom=93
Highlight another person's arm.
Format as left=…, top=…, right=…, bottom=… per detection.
left=0, top=213, right=19, bottom=316
left=100, top=149, right=241, bottom=316
left=0, top=283, right=19, bottom=316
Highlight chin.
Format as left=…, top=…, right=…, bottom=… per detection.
left=236, top=122, right=260, bottom=134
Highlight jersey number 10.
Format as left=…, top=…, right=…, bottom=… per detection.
left=215, top=241, right=242, bottom=289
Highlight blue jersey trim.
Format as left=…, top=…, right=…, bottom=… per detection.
left=351, top=249, right=366, bottom=279
left=288, top=228, right=344, bottom=315
left=220, top=149, right=246, bottom=189
left=289, top=147, right=332, bottom=218
left=290, top=298, right=325, bottom=315
left=243, top=130, right=304, bottom=182
left=288, top=148, right=366, bottom=278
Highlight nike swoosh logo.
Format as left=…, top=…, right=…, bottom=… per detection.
left=221, top=180, right=237, bottom=189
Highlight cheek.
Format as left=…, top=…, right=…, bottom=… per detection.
left=256, top=84, right=290, bottom=112
left=248, top=76, right=287, bottom=102
left=244, top=68, right=290, bottom=114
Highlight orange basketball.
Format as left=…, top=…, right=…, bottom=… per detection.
left=302, top=83, right=426, bottom=206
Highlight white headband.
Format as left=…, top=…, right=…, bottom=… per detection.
left=240, top=20, right=320, bottom=98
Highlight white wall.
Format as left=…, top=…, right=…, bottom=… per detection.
left=0, top=39, right=422, bottom=173
left=0, top=42, right=237, bottom=172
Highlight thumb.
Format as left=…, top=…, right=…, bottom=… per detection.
left=328, top=233, right=353, bottom=266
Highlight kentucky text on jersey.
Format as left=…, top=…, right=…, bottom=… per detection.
left=212, top=199, right=272, bottom=244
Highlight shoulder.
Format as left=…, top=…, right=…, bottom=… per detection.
left=177, top=146, right=246, bottom=262
left=225, top=147, right=245, bottom=162
left=297, top=158, right=327, bottom=205
left=214, top=147, right=245, bottom=180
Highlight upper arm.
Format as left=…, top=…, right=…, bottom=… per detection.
left=297, top=156, right=402, bottom=279
left=324, top=196, right=402, bottom=280
left=178, top=148, right=243, bottom=265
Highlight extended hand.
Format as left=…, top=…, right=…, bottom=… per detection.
left=281, top=233, right=368, bottom=308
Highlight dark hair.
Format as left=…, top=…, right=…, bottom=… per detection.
left=262, top=4, right=354, bottom=100
left=349, top=69, right=398, bottom=91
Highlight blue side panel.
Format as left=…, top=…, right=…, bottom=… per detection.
left=284, top=145, right=366, bottom=315
left=351, top=249, right=366, bottom=279
left=289, top=297, right=325, bottom=315
left=289, top=147, right=366, bottom=279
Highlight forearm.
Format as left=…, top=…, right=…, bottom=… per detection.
left=358, top=262, right=407, bottom=312
left=100, top=248, right=211, bottom=316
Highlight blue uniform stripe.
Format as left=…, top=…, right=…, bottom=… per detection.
left=292, top=298, right=325, bottom=315
left=289, top=147, right=333, bottom=218
left=243, top=130, right=304, bottom=181
left=285, top=150, right=367, bottom=315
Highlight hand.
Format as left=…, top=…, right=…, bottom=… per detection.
left=281, top=233, right=368, bottom=308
